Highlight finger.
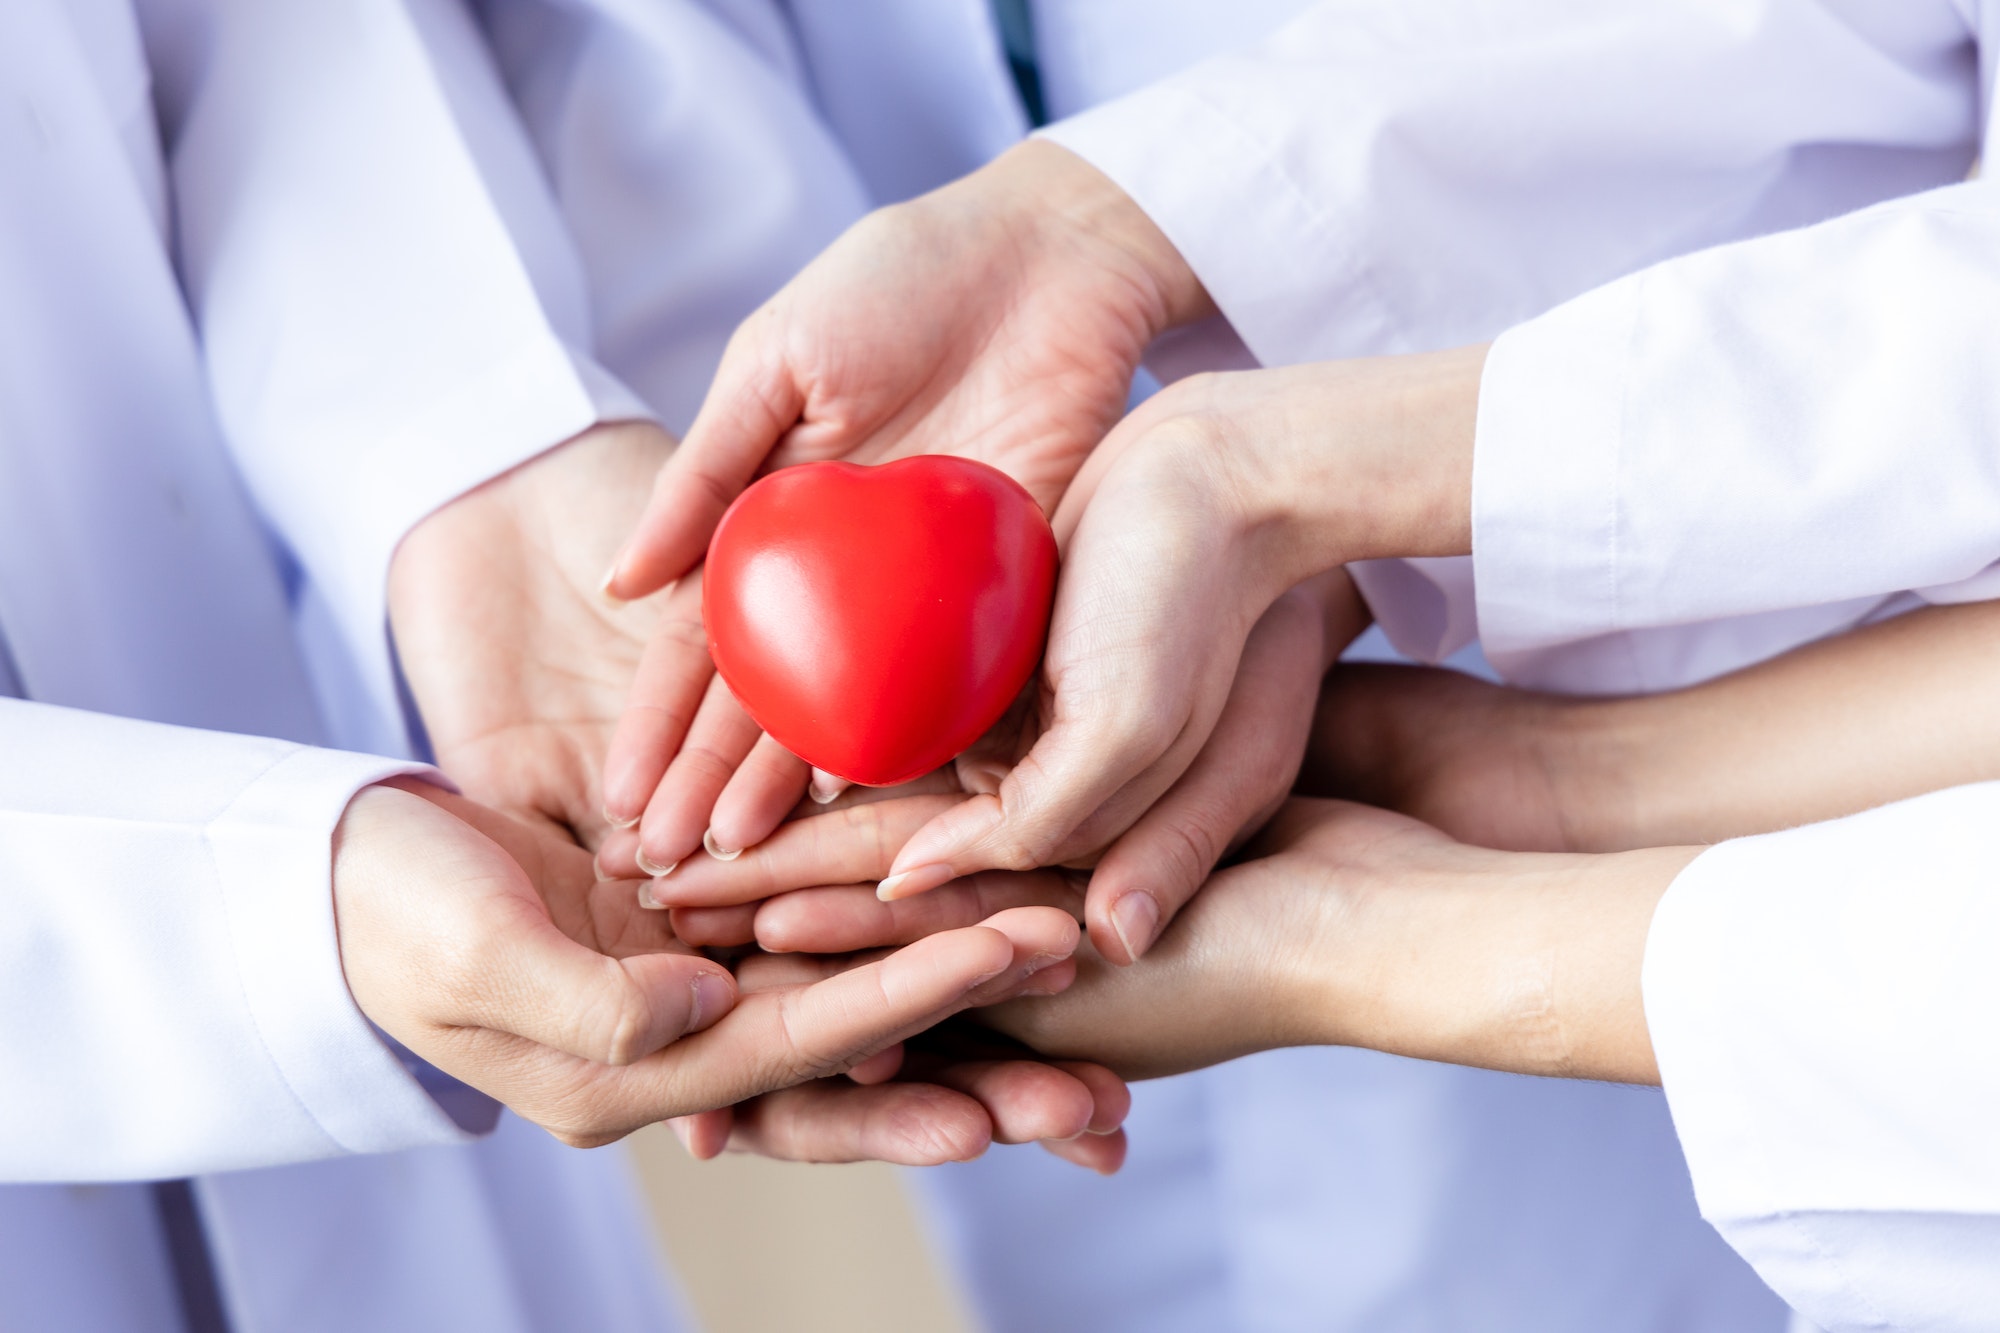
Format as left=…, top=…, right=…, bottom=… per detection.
left=606, top=321, right=806, bottom=599
left=754, top=871, right=1081, bottom=954
left=672, top=1108, right=734, bottom=1161
left=722, top=1080, right=995, bottom=1166
left=706, top=733, right=812, bottom=859
left=1056, top=1061, right=1132, bottom=1135
left=846, top=1044, right=906, bottom=1086
left=656, top=916, right=1063, bottom=1105
left=921, top=1060, right=1094, bottom=1142
left=875, top=719, right=1188, bottom=902
left=602, top=575, right=712, bottom=829
left=645, top=794, right=961, bottom=907
left=665, top=903, right=759, bottom=947
left=1085, top=589, right=1326, bottom=963
left=595, top=826, right=643, bottom=881
left=434, top=901, right=738, bottom=1067
left=1041, top=1127, right=1129, bottom=1174
left=637, top=675, right=764, bottom=875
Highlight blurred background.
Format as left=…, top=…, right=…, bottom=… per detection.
left=629, top=1125, right=976, bottom=1332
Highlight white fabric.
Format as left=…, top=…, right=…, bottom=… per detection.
left=469, top=2, right=1783, bottom=1329
left=1646, top=784, right=2000, bottom=1333
left=1475, top=177, right=2000, bottom=689
left=0, top=3, right=688, bottom=1329
left=1043, top=2, right=2000, bottom=1324
left=1043, top=0, right=1985, bottom=691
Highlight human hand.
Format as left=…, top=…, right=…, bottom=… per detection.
left=979, top=799, right=1685, bottom=1087
left=1300, top=663, right=1586, bottom=852
left=635, top=570, right=1370, bottom=964
left=1304, top=596, right=2000, bottom=854
left=866, top=350, right=1483, bottom=933
left=389, top=420, right=687, bottom=850
left=332, top=778, right=1108, bottom=1158
left=595, top=140, right=1211, bottom=878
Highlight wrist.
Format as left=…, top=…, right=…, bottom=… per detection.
left=1224, top=346, right=1485, bottom=591
left=982, top=140, right=1214, bottom=334
left=1301, top=839, right=1692, bottom=1083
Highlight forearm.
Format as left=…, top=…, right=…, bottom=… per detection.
left=1302, top=838, right=1691, bottom=1085
left=1550, top=599, right=2000, bottom=850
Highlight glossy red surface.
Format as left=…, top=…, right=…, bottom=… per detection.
left=702, top=456, right=1058, bottom=786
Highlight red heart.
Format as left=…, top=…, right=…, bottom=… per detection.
left=703, top=456, right=1058, bottom=787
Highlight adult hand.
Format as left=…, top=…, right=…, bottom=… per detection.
left=596, top=140, right=1212, bottom=877
left=868, top=350, right=1484, bottom=928
left=1300, top=663, right=1584, bottom=852
left=333, top=777, right=1104, bottom=1158
left=982, top=799, right=1686, bottom=1087
left=637, top=570, right=1370, bottom=964
left=389, top=420, right=692, bottom=850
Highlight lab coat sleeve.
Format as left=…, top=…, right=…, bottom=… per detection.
left=1040, top=0, right=1977, bottom=664
left=149, top=0, right=651, bottom=734
left=1474, top=178, right=2000, bottom=676
left=0, top=698, right=473, bottom=1182
left=1643, top=781, right=2000, bottom=1333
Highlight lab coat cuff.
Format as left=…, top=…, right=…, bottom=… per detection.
left=1347, top=557, right=1480, bottom=664
left=1471, top=277, right=1642, bottom=663
left=206, top=746, right=478, bottom=1155
left=1038, top=84, right=1391, bottom=368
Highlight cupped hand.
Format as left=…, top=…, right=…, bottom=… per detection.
left=332, top=778, right=1103, bottom=1156
left=389, top=420, right=689, bottom=851
left=596, top=140, right=1211, bottom=877
left=866, top=350, right=1484, bottom=939
left=635, top=570, right=1368, bottom=964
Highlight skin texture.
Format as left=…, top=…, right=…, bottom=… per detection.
left=389, top=420, right=679, bottom=850
left=1304, top=597, right=2000, bottom=852
left=635, top=569, right=1372, bottom=969
left=693, top=799, right=1684, bottom=1087
left=869, top=351, right=1484, bottom=932
left=657, top=596, right=2000, bottom=1093
left=383, top=428, right=1132, bottom=1163
left=332, top=777, right=1131, bottom=1158
left=596, top=139, right=1210, bottom=886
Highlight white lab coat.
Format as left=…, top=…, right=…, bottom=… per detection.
left=0, top=2, right=690, bottom=1329
left=1048, top=3, right=2000, bottom=1328
left=463, top=2, right=1786, bottom=1329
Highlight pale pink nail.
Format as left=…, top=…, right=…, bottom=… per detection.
left=877, top=863, right=955, bottom=901
left=1109, top=892, right=1161, bottom=963
left=635, top=850, right=678, bottom=878
left=702, top=830, right=743, bottom=861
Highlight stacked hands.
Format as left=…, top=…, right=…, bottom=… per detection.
left=348, top=142, right=2000, bottom=1165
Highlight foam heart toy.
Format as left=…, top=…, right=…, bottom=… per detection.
left=703, top=456, right=1057, bottom=787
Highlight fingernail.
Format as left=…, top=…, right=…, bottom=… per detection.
left=877, top=863, right=955, bottom=901
left=635, top=849, right=678, bottom=878
left=688, top=971, right=732, bottom=1033
left=604, top=809, right=640, bottom=831
left=702, top=830, right=743, bottom=861
left=1110, top=892, right=1161, bottom=962
left=809, top=769, right=849, bottom=804
left=594, top=858, right=616, bottom=884
left=669, top=1117, right=693, bottom=1152
left=598, top=561, right=627, bottom=604
left=637, top=881, right=663, bottom=910
left=1022, top=951, right=1061, bottom=978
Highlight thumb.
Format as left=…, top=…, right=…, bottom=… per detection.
left=605, top=318, right=805, bottom=599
